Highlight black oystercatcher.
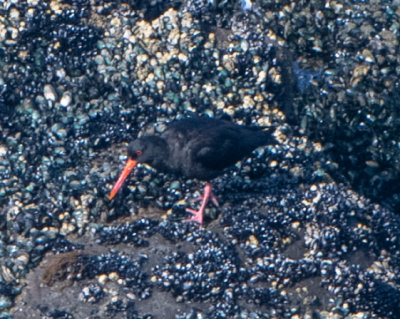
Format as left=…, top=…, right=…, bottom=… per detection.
left=109, top=117, right=277, bottom=224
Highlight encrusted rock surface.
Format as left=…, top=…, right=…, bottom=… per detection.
left=1, top=0, right=400, bottom=318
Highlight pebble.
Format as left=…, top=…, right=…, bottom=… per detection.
left=43, top=84, right=57, bottom=102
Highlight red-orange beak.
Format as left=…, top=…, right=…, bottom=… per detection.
left=108, top=158, right=137, bottom=200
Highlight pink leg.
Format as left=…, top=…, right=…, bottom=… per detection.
left=191, top=190, right=219, bottom=207
left=184, top=183, right=215, bottom=225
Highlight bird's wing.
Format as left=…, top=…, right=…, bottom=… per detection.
left=192, top=129, right=243, bottom=171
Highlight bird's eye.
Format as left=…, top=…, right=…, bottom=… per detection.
left=136, top=150, right=143, bottom=156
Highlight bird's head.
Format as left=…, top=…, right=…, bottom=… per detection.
left=127, top=136, right=167, bottom=164
left=109, top=136, right=167, bottom=200
left=127, top=139, right=144, bottom=161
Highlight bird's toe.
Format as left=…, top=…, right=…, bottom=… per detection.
left=184, top=208, right=203, bottom=225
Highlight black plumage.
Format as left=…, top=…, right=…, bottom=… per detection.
left=109, top=117, right=277, bottom=224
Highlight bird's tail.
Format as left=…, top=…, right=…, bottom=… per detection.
left=260, top=122, right=292, bottom=146
left=258, top=128, right=278, bottom=146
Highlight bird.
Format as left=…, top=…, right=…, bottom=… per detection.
left=108, top=117, right=277, bottom=225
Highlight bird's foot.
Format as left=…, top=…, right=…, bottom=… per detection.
left=183, top=183, right=214, bottom=226
left=184, top=208, right=204, bottom=225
